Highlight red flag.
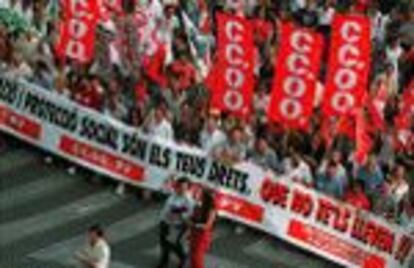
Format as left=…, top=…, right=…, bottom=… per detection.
left=56, top=0, right=100, bottom=63
left=320, top=116, right=337, bottom=148
left=144, top=44, right=168, bottom=88
left=354, top=110, right=373, bottom=165
left=252, top=19, right=273, bottom=44
left=336, top=114, right=356, bottom=140
left=367, top=81, right=388, bottom=130
left=61, top=0, right=100, bottom=20
left=268, top=22, right=324, bottom=130
left=55, top=16, right=98, bottom=63
left=322, top=14, right=371, bottom=117
left=209, top=12, right=255, bottom=118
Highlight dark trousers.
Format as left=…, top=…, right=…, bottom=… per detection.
left=158, top=221, right=187, bottom=268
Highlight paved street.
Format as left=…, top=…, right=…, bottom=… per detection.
left=0, top=136, right=341, bottom=268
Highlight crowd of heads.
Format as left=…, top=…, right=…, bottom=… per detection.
left=0, top=0, right=413, bottom=228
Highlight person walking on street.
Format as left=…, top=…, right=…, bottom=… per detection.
left=75, top=224, right=111, bottom=268
left=157, top=177, right=194, bottom=268
left=190, top=188, right=217, bottom=268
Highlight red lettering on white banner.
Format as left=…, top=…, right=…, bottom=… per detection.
left=215, top=191, right=264, bottom=223
left=59, top=135, right=145, bottom=181
left=288, top=219, right=386, bottom=268
left=0, top=105, right=41, bottom=140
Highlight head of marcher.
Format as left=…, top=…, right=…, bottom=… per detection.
left=88, top=224, right=104, bottom=246
left=175, top=177, right=190, bottom=196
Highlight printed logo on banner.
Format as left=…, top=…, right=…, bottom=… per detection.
left=167, top=180, right=264, bottom=223
left=209, top=12, right=255, bottom=118
left=59, top=135, right=145, bottom=181
left=0, top=105, right=41, bottom=141
left=215, top=191, right=264, bottom=223
left=268, top=23, right=324, bottom=129
left=322, top=14, right=371, bottom=117
left=287, top=219, right=386, bottom=268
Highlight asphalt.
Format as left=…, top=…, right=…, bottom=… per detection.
left=0, top=135, right=342, bottom=268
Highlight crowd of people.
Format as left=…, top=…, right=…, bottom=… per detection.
left=0, top=0, right=413, bottom=234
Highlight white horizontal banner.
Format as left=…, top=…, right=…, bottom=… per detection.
left=0, top=75, right=412, bottom=268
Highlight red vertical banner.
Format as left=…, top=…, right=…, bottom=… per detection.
left=55, top=17, right=98, bottom=63
left=267, top=23, right=324, bottom=129
left=56, top=0, right=100, bottom=63
left=61, top=0, right=100, bottom=19
left=367, top=84, right=388, bottom=130
left=354, top=109, right=372, bottom=165
left=209, top=12, right=255, bottom=118
left=322, top=14, right=371, bottom=117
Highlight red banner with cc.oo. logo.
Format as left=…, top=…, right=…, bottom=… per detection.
left=268, top=23, right=324, bottom=129
left=55, top=0, right=100, bottom=63
left=322, top=14, right=371, bottom=117
left=209, top=12, right=255, bottom=118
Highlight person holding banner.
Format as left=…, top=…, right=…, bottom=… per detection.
left=158, top=177, right=194, bottom=268
left=190, top=188, right=216, bottom=268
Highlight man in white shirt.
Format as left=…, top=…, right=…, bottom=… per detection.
left=370, top=10, right=389, bottom=45
left=146, top=105, right=174, bottom=141
left=199, top=117, right=227, bottom=156
left=283, top=153, right=313, bottom=186
left=76, top=225, right=111, bottom=268
left=385, top=39, right=403, bottom=93
left=158, top=177, right=194, bottom=268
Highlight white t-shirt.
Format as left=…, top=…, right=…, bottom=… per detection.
left=389, top=181, right=409, bottom=204
left=318, top=7, right=335, bottom=26
left=400, top=212, right=414, bottom=234
left=386, top=45, right=403, bottom=73
left=200, top=128, right=227, bottom=155
left=371, top=12, right=389, bottom=42
left=0, top=0, right=10, bottom=8
left=83, top=239, right=111, bottom=268
left=6, top=62, right=33, bottom=78
left=284, top=159, right=313, bottom=185
left=160, top=192, right=194, bottom=226
left=149, top=119, right=174, bottom=141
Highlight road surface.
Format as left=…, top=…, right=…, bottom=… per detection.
left=0, top=136, right=342, bottom=268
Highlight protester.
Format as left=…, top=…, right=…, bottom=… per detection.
left=158, top=177, right=194, bottom=268
left=283, top=153, right=314, bottom=186
left=190, top=188, right=217, bottom=268
left=344, top=180, right=371, bottom=211
left=383, top=165, right=410, bottom=218
left=75, top=224, right=111, bottom=268
left=316, top=160, right=346, bottom=199
left=318, top=151, right=348, bottom=185
left=248, top=136, right=281, bottom=173
left=356, top=156, right=386, bottom=208
left=144, top=104, right=174, bottom=141
left=399, top=198, right=414, bottom=234
left=0, top=0, right=412, bottom=231
left=199, top=115, right=227, bottom=156
left=216, top=126, right=248, bottom=163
